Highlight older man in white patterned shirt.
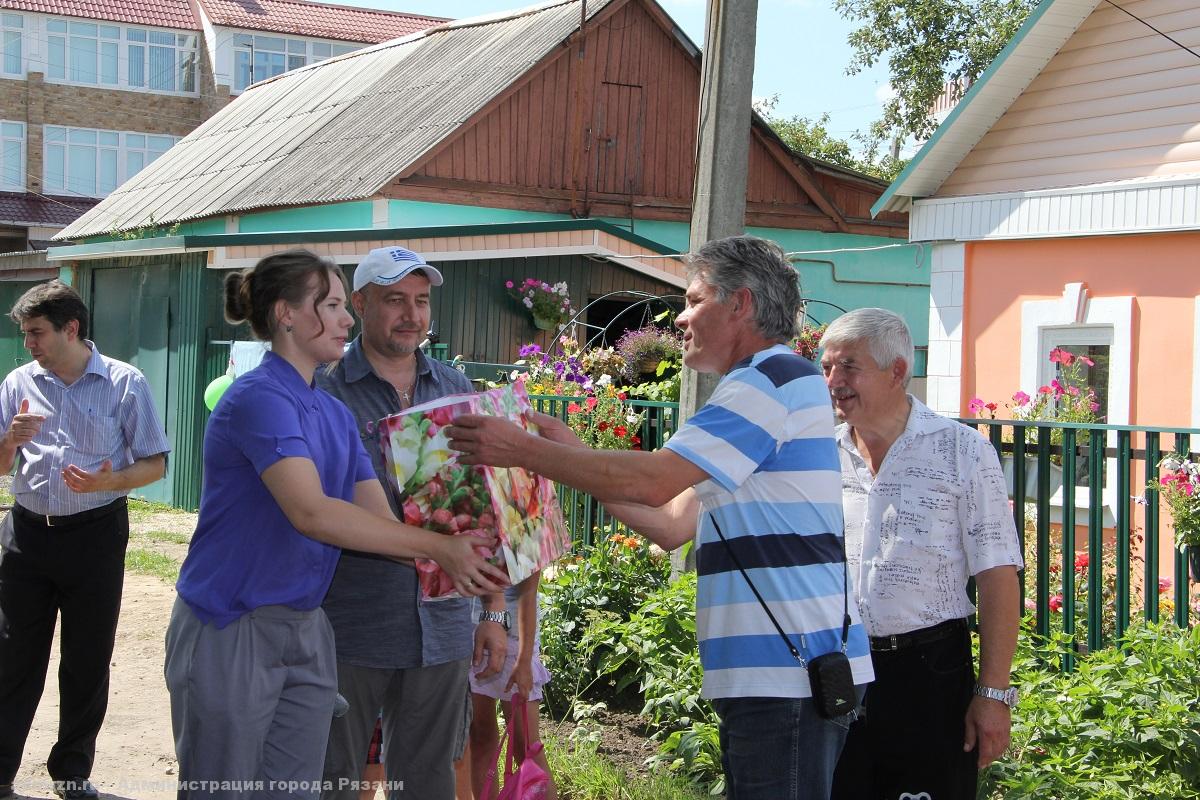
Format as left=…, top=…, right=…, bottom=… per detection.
left=822, top=308, right=1023, bottom=800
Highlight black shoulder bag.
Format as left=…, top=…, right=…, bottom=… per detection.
left=710, top=514, right=856, bottom=719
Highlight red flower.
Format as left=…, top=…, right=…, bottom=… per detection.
left=585, top=397, right=598, bottom=410
left=1074, top=553, right=1089, bottom=572
left=1038, top=385, right=1052, bottom=395
left=598, top=421, right=609, bottom=431
left=614, top=425, right=628, bottom=438
left=631, top=436, right=642, bottom=447
left=617, top=392, right=627, bottom=401
left=1049, top=347, right=1075, bottom=366
left=1049, top=595, right=1064, bottom=612
left=567, top=402, right=582, bottom=414
left=985, top=402, right=998, bottom=412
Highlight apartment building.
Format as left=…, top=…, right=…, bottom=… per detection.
left=0, top=0, right=440, bottom=255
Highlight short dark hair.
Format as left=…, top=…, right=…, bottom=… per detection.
left=10, top=280, right=90, bottom=339
left=225, top=249, right=347, bottom=341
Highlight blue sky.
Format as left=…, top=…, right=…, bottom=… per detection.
left=341, top=0, right=892, bottom=147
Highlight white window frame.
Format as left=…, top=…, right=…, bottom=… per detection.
left=44, top=18, right=198, bottom=96
left=0, top=13, right=23, bottom=77
left=231, top=34, right=358, bottom=93
left=1020, top=284, right=1133, bottom=525
left=43, top=124, right=178, bottom=198
left=0, top=120, right=24, bottom=191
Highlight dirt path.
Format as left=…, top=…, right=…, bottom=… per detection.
left=11, top=506, right=191, bottom=800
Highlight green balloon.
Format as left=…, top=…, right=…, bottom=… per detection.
left=203, top=374, right=234, bottom=411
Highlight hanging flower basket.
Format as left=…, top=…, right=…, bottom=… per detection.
left=532, top=313, right=559, bottom=331
left=506, top=278, right=572, bottom=330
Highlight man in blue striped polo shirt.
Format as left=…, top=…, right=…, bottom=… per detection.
left=450, top=235, right=873, bottom=800
left=0, top=281, right=169, bottom=800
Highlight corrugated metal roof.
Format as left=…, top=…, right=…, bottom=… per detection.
left=0, top=0, right=199, bottom=30
left=60, top=0, right=615, bottom=240
left=871, top=0, right=1100, bottom=216
left=199, top=0, right=442, bottom=44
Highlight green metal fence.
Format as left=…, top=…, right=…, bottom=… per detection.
left=964, top=419, right=1197, bottom=671
left=529, top=394, right=678, bottom=547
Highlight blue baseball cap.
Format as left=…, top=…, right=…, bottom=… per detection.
left=352, top=246, right=444, bottom=292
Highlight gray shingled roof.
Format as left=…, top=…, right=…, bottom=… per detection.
left=60, top=0, right=613, bottom=240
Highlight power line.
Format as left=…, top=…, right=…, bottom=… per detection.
left=1102, top=0, right=1200, bottom=62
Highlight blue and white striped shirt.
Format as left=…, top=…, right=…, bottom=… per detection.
left=0, top=341, right=170, bottom=516
left=664, top=344, right=874, bottom=699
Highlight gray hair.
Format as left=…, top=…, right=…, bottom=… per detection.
left=686, top=235, right=800, bottom=341
left=823, top=307, right=914, bottom=385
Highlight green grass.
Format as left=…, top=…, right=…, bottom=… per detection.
left=134, top=529, right=191, bottom=545
left=127, top=496, right=184, bottom=521
left=544, top=732, right=714, bottom=800
left=124, top=547, right=180, bottom=583
left=0, top=489, right=12, bottom=507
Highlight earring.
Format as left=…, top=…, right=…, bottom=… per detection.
left=285, top=325, right=293, bottom=333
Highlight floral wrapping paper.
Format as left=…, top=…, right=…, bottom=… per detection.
left=377, top=382, right=571, bottom=600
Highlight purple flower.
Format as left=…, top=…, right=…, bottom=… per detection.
left=518, top=344, right=543, bottom=359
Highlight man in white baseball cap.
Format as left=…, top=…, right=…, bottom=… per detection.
left=351, top=245, right=444, bottom=292
left=318, top=247, right=508, bottom=800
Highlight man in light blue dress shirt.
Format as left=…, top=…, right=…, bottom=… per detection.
left=0, top=281, right=170, bottom=800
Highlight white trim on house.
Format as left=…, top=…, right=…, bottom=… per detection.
left=910, top=173, right=1200, bottom=242
left=925, top=242, right=965, bottom=416
left=1020, top=285, right=1132, bottom=525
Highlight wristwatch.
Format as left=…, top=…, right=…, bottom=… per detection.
left=973, top=684, right=1018, bottom=709
left=478, top=609, right=511, bottom=631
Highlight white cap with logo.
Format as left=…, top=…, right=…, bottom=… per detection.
left=352, top=246, right=444, bottom=292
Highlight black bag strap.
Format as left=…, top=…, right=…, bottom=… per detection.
left=709, top=514, right=850, bottom=668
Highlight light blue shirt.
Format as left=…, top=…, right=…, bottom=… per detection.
left=0, top=341, right=170, bottom=516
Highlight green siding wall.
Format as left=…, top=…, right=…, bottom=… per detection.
left=239, top=202, right=375, bottom=233
left=387, top=199, right=569, bottom=228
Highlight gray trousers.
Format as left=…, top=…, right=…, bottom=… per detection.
left=165, top=597, right=338, bottom=799
left=321, top=658, right=470, bottom=800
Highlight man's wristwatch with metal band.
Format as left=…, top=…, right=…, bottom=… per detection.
left=478, top=609, right=511, bottom=631
left=973, top=684, right=1018, bottom=709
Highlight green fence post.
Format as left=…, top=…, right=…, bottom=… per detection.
left=1087, top=429, right=1105, bottom=653
left=1115, top=430, right=1131, bottom=643
left=1145, top=433, right=1160, bottom=624
left=1061, top=428, right=1077, bottom=672
left=1035, top=425, right=1051, bottom=644
left=1174, top=434, right=1191, bottom=628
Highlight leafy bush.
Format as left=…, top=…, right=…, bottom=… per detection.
left=540, top=532, right=672, bottom=711
left=981, top=620, right=1200, bottom=799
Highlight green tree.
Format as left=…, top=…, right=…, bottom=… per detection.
left=756, top=96, right=908, bottom=183
left=836, top=0, right=1037, bottom=143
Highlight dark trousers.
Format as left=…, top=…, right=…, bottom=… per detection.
left=0, top=502, right=129, bottom=783
left=831, top=625, right=978, bottom=800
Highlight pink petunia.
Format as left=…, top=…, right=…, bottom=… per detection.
left=1089, top=401, right=1100, bottom=413
left=968, top=397, right=985, bottom=414
left=1067, top=385, right=1080, bottom=396
left=1159, top=577, right=1173, bottom=593
left=1013, top=391, right=1031, bottom=405
left=1080, top=355, right=1095, bottom=367
left=1039, top=386, right=1052, bottom=395
left=1050, top=379, right=1065, bottom=398
left=1049, top=348, right=1075, bottom=366
left=1049, top=595, right=1064, bottom=612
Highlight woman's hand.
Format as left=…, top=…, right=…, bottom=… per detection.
left=432, top=533, right=509, bottom=597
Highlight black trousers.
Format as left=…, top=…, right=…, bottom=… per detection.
left=0, top=502, right=129, bottom=783
left=831, top=625, right=978, bottom=800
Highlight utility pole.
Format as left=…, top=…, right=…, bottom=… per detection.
left=678, top=0, right=759, bottom=423
left=673, top=0, right=758, bottom=575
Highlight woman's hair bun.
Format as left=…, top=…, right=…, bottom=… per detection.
left=223, top=270, right=252, bottom=323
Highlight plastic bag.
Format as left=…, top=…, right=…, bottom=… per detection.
left=481, top=695, right=550, bottom=800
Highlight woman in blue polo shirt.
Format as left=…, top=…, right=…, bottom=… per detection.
left=165, top=249, right=506, bottom=799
